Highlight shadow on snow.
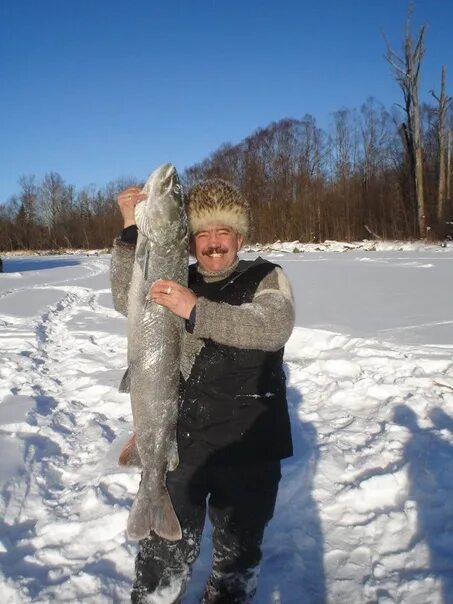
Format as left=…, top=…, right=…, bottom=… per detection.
left=258, top=377, right=326, bottom=603
left=393, top=404, right=453, bottom=600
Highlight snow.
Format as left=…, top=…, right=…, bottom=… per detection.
left=1, top=243, right=453, bottom=603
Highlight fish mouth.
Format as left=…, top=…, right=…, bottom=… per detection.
left=162, top=163, right=176, bottom=182
left=135, top=163, right=184, bottom=240
left=159, top=164, right=178, bottom=195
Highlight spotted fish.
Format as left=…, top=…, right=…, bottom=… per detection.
left=126, top=163, right=188, bottom=541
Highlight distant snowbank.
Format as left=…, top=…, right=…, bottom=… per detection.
left=244, top=239, right=452, bottom=254
left=1, top=240, right=452, bottom=258
left=1, top=248, right=110, bottom=257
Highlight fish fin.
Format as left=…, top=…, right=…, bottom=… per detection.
left=167, top=439, right=179, bottom=472
left=118, top=367, right=131, bottom=393
left=127, top=485, right=182, bottom=542
left=118, top=433, right=142, bottom=467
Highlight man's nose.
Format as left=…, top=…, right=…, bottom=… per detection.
left=207, top=231, right=219, bottom=245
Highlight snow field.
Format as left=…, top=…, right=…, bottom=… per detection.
left=0, top=259, right=136, bottom=602
left=256, top=324, right=453, bottom=604
left=0, top=247, right=453, bottom=603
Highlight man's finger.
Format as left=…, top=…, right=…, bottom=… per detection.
left=150, top=280, right=178, bottom=294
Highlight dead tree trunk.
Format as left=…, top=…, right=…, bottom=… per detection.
left=385, top=13, right=427, bottom=238
left=447, top=129, right=452, bottom=204
left=431, top=66, right=452, bottom=228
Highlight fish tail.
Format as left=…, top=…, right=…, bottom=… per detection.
left=127, top=483, right=182, bottom=541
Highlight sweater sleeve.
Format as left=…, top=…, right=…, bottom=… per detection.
left=192, top=267, right=295, bottom=351
left=110, top=237, right=136, bottom=316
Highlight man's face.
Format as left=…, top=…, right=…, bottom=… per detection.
left=192, top=224, right=244, bottom=272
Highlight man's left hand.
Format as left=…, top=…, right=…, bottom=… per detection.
left=149, top=280, right=197, bottom=320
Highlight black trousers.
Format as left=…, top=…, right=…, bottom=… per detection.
left=131, top=460, right=281, bottom=604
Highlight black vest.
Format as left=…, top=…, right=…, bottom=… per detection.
left=178, top=258, right=293, bottom=465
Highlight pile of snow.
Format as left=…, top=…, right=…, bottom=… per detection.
left=244, top=239, right=452, bottom=254
left=0, top=249, right=452, bottom=603
left=1, top=248, right=110, bottom=258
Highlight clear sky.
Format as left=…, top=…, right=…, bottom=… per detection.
left=1, top=0, right=452, bottom=203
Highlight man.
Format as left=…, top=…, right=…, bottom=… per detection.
left=111, top=178, right=295, bottom=603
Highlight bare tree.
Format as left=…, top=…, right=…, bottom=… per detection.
left=15, top=176, right=39, bottom=248
left=430, top=66, right=453, bottom=228
left=385, top=10, right=427, bottom=237
left=448, top=128, right=452, bottom=205
left=39, top=172, right=68, bottom=247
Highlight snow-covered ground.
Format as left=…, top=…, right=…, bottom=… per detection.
left=1, top=244, right=453, bottom=603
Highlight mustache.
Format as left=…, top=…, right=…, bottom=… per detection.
left=202, top=245, right=228, bottom=256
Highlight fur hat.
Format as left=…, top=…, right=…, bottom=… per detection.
left=185, top=179, right=251, bottom=239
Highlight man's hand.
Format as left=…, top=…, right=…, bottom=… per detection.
left=117, top=186, right=147, bottom=228
left=149, top=280, right=197, bottom=320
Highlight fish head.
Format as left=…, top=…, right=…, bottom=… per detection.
left=135, top=163, right=187, bottom=246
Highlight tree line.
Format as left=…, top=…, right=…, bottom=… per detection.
left=1, top=16, right=452, bottom=250
left=0, top=173, right=137, bottom=251
left=184, top=100, right=452, bottom=244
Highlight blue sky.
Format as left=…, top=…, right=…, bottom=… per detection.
left=1, top=0, right=452, bottom=203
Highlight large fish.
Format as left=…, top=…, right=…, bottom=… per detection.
left=126, top=163, right=188, bottom=541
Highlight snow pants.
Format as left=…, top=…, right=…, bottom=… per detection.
left=131, top=460, right=281, bottom=603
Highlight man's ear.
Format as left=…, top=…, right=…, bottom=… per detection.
left=237, top=234, right=245, bottom=251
